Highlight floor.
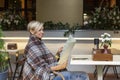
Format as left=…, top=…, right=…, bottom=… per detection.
left=8, top=72, right=120, bottom=80
left=88, top=73, right=120, bottom=80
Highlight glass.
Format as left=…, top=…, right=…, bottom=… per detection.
left=94, top=39, right=99, bottom=49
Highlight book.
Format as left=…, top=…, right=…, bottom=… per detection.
left=58, top=35, right=76, bottom=64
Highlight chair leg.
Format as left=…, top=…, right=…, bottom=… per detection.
left=94, top=68, right=97, bottom=78
left=93, top=66, right=97, bottom=78
left=18, top=64, right=24, bottom=79
left=13, top=63, right=19, bottom=80
left=113, top=66, right=119, bottom=79
left=8, top=58, right=13, bottom=80
left=103, top=66, right=109, bottom=79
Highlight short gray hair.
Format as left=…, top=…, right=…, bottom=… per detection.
left=27, top=21, right=44, bottom=34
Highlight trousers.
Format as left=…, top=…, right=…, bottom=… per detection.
left=53, top=71, right=89, bottom=80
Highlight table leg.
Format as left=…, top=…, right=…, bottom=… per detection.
left=97, top=65, right=104, bottom=80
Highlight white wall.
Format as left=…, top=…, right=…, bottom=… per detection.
left=36, top=0, right=83, bottom=25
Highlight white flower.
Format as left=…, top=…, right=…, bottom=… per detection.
left=101, top=34, right=104, bottom=37
left=89, top=20, right=92, bottom=23
left=101, top=39, right=105, bottom=42
left=100, top=33, right=112, bottom=47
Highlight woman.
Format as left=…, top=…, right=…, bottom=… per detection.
left=23, top=21, right=89, bottom=80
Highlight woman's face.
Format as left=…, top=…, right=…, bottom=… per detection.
left=34, top=27, right=44, bottom=39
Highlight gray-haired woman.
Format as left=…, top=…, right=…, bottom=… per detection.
left=23, top=21, right=89, bottom=80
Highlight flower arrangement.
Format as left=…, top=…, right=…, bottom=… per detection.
left=100, top=33, right=112, bottom=47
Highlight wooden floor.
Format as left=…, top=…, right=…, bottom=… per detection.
left=8, top=73, right=120, bottom=80
left=10, top=71, right=120, bottom=80
left=88, top=73, right=120, bottom=80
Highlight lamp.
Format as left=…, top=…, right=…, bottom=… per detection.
left=94, top=38, right=99, bottom=49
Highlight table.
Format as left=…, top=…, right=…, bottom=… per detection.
left=70, top=55, right=120, bottom=80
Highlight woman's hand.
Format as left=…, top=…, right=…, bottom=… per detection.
left=55, top=47, right=63, bottom=60
left=56, top=47, right=63, bottom=55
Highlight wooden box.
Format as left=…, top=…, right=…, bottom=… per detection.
left=92, top=49, right=113, bottom=61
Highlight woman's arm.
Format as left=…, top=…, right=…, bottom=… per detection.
left=51, top=61, right=67, bottom=71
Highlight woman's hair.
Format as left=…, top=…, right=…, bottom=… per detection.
left=27, top=21, right=44, bottom=34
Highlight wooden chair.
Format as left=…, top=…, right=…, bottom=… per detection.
left=12, top=54, right=26, bottom=80
left=94, top=65, right=119, bottom=80
left=103, top=65, right=119, bottom=79
left=12, top=53, right=65, bottom=80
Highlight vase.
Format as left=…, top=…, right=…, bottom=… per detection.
left=0, top=69, right=8, bottom=80
left=103, top=45, right=108, bottom=54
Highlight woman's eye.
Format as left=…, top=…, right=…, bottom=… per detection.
left=39, top=29, right=42, bottom=31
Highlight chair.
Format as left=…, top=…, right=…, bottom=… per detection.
left=12, top=54, right=26, bottom=80
left=8, top=54, right=13, bottom=79
left=12, top=53, right=65, bottom=80
left=94, top=65, right=119, bottom=79
left=103, top=48, right=120, bottom=79
left=103, top=65, right=119, bottom=79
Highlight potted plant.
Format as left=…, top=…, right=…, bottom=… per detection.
left=64, top=24, right=81, bottom=37
left=100, top=33, right=112, bottom=47
left=100, top=33, right=112, bottom=54
left=0, top=25, right=9, bottom=80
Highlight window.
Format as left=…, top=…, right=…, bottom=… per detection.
left=83, top=0, right=120, bottom=30
left=0, top=0, right=36, bottom=30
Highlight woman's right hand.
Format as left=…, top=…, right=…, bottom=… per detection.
left=56, top=47, right=63, bottom=55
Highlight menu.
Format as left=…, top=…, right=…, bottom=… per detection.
left=58, top=35, right=76, bottom=64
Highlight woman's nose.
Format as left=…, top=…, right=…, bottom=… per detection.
left=41, top=30, right=44, bottom=33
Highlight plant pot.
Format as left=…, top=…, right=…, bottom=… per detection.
left=0, top=69, right=8, bottom=80
left=103, top=45, right=108, bottom=54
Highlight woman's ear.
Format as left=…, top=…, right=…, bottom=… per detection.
left=30, top=30, right=35, bottom=34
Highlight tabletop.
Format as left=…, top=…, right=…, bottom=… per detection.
left=70, top=54, right=120, bottom=66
